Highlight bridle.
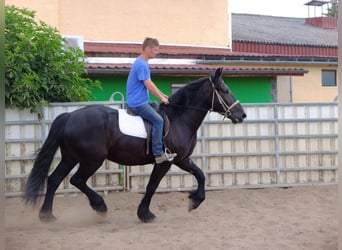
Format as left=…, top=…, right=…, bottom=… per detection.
left=169, top=77, right=240, bottom=119
left=209, top=77, right=240, bottom=119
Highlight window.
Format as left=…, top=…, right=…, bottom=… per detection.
left=322, top=70, right=336, bottom=87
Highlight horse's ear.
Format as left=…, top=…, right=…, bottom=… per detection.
left=212, top=68, right=223, bottom=84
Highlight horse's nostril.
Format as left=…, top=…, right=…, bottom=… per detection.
left=242, top=113, right=247, bottom=119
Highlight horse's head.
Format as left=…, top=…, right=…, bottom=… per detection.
left=209, top=68, right=246, bottom=123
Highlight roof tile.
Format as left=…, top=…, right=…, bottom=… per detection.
left=87, top=63, right=308, bottom=76
left=84, top=42, right=231, bottom=57
left=232, top=13, right=337, bottom=46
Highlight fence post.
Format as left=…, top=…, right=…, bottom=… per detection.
left=40, top=105, right=48, bottom=143
left=273, top=103, right=281, bottom=184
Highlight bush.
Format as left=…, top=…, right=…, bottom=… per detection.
left=5, top=5, right=101, bottom=113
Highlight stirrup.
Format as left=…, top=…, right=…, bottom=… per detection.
left=155, top=149, right=177, bottom=164
left=164, top=148, right=177, bottom=161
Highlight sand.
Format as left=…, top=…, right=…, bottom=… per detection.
left=5, top=185, right=338, bottom=250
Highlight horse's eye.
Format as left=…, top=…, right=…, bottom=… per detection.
left=219, top=86, right=229, bottom=94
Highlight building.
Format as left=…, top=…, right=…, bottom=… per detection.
left=232, top=12, right=338, bottom=102
left=8, top=0, right=334, bottom=103
left=85, top=41, right=306, bottom=103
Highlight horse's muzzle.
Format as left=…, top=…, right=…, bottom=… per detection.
left=231, top=112, right=247, bottom=124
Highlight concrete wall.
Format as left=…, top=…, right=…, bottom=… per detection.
left=232, top=63, right=338, bottom=103
left=6, top=0, right=230, bottom=47
left=292, top=65, right=338, bottom=102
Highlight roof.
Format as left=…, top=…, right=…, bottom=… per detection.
left=232, top=13, right=337, bottom=47
left=84, top=14, right=330, bottom=76
left=84, top=42, right=231, bottom=58
left=87, top=63, right=308, bottom=76
left=85, top=41, right=336, bottom=61
left=304, top=0, right=330, bottom=6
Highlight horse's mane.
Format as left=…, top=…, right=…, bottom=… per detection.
left=168, top=77, right=208, bottom=106
left=164, top=76, right=209, bottom=117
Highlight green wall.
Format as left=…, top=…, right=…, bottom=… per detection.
left=90, top=75, right=273, bottom=103
left=226, top=77, right=273, bottom=103
left=91, top=76, right=127, bottom=102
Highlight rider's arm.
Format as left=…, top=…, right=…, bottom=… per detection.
left=144, top=79, right=169, bottom=104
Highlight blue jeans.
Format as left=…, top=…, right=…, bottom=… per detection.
left=129, top=103, right=164, bottom=156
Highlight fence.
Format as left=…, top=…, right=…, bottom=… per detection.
left=5, top=102, right=338, bottom=197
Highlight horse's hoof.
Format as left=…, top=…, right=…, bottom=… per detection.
left=91, top=202, right=108, bottom=213
left=39, top=212, right=57, bottom=223
left=140, top=215, right=156, bottom=223
left=188, top=193, right=205, bottom=212
left=138, top=209, right=156, bottom=223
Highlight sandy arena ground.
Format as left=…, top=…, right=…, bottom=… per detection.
left=5, top=185, right=338, bottom=250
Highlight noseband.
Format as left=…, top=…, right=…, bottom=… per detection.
left=209, top=77, right=240, bottom=119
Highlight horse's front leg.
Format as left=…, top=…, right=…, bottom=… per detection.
left=137, top=162, right=171, bottom=223
left=175, top=158, right=206, bottom=211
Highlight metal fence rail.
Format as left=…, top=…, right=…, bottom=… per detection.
left=5, top=102, right=338, bottom=197
left=127, top=102, right=338, bottom=191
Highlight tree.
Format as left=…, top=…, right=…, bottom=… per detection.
left=5, top=5, right=101, bottom=113
left=325, top=0, right=338, bottom=18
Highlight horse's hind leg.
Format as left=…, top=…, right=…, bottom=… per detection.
left=137, top=162, right=171, bottom=223
left=39, top=158, right=77, bottom=222
left=70, top=161, right=107, bottom=215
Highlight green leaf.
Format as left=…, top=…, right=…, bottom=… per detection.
left=5, top=5, right=101, bottom=114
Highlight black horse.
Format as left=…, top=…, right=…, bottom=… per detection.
left=24, top=68, right=246, bottom=223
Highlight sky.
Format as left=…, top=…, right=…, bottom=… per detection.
left=230, top=0, right=331, bottom=18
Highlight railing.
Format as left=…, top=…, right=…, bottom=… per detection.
left=5, top=102, right=338, bottom=197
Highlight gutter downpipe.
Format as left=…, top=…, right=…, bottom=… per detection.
left=290, top=76, right=293, bottom=102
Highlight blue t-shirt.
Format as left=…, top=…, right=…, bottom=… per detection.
left=126, top=57, right=150, bottom=107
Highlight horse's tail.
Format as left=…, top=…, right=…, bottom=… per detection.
left=24, top=112, right=70, bottom=205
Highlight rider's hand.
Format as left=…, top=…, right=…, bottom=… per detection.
left=161, top=96, right=169, bottom=105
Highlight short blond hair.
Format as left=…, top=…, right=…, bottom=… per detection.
left=142, top=37, right=159, bottom=50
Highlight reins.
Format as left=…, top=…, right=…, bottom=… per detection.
left=169, top=77, right=240, bottom=119
left=168, top=103, right=209, bottom=112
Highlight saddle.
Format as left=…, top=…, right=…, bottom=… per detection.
left=118, top=102, right=170, bottom=155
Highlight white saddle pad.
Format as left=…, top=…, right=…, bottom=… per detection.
left=118, top=109, right=147, bottom=138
